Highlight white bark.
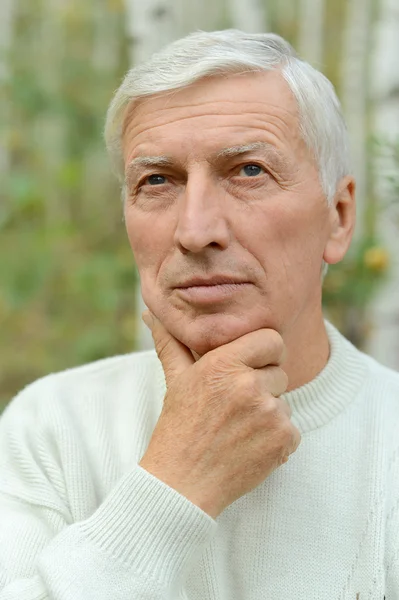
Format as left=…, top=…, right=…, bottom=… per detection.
left=123, top=0, right=179, bottom=350
left=366, top=0, right=399, bottom=369
left=124, top=0, right=177, bottom=66
left=229, top=0, right=269, bottom=33
left=297, top=0, right=325, bottom=65
left=340, top=0, right=373, bottom=244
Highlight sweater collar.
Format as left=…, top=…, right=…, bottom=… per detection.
left=281, top=320, right=369, bottom=433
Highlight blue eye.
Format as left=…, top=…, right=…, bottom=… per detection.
left=147, top=174, right=166, bottom=185
left=240, top=164, right=264, bottom=177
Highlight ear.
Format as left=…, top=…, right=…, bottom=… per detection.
left=323, top=176, right=356, bottom=265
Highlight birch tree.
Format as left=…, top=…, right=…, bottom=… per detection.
left=124, top=0, right=177, bottom=66
left=297, top=0, right=325, bottom=66
left=229, top=0, right=269, bottom=32
left=340, top=0, right=373, bottom=242
left=366, top=0, right=399, bottom=369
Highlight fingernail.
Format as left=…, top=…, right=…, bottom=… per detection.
left=142, top=310, right=154, bottom=330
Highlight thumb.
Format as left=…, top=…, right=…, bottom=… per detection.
left=142, top=311, right=194, bottom=387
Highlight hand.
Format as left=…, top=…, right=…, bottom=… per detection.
left=139, top=312, right=301, bottom=519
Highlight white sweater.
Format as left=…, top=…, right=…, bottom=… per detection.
left=0, top=321, right=398, bottom=600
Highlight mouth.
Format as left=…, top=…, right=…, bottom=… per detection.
left=176, top=275, right=251, bottom=288
left=174, top=276, right=253, bottom=305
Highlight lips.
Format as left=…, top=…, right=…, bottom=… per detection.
left=176, top=276, right=250, bottom=288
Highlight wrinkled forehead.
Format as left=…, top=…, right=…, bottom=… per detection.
left=121, top=70, right=301, bottom=143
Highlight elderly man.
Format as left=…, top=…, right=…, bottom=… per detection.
left=0, top=29, right=398, bottom=600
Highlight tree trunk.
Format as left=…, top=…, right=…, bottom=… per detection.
left=340, top=0, right=373, bottom=243
left=229, top=0, right=269, bottom=32
left=366, top=0, right=399, bottom=369
left=124, top=0, right=177, bottom=66
left=297, top=0, right=325, bottom=65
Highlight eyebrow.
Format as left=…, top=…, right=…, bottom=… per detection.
left=216, top=142, right=289, bottom=170
left=217, top=141, right=276, bottom=158
left=125, top=141, right=289, bottom=186
left=124, top=156, right=173, bottom=187
left=128, top=156, right=173, bottom=169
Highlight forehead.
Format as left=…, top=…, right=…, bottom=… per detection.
left=122, top=70, right=302, bottom=162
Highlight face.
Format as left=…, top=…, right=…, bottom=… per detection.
left=122, top=71, right=347, bottom=355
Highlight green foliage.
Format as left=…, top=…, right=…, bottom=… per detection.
left=0, top=0, right=134, bottom=409
left=323, top=240, right=387, bottom=308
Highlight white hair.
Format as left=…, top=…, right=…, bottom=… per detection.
left=104, top=29, right=353, bottom=278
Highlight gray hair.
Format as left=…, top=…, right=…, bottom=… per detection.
left=105, top=29, right=352, bottom=279
left=104, top=29, right=351, bottom=208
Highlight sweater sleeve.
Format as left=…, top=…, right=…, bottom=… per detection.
left=0, top=381, right=218, bottom=600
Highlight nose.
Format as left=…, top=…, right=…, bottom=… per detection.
left=174, top=173, right=230, bottom=253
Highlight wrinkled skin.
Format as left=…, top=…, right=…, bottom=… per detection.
left=121, top=70, right=355, bottom=390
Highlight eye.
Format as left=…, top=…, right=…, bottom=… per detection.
left=145, top=174, right=167, bottom=186
left=239, top=164, right=265, bottom=177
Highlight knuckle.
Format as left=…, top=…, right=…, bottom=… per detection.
left=202, top=357, right=230, bottom=390
left=265, top=366, right=288, bottom=396
left=204, top=353, right=230, bottom=376
left=273, top=421, right=295, bottom=456
left=226, top=374, right=261, bottom=415
left=238, top=372, right=261, bottom=397
left=279, top=420, right=294, bottom=441
left=284, top=424, right=301, bottom=456
left=266, top=330, right=285, bottom=363
left=279, top=369, right=289, bottom=391
left=263, top=393, right=279, bottom=413
left=292, top=427, right=302, bottom=450
left=257, top=394, right=279, bottom=421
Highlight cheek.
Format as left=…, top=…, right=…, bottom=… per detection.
left=125, top=212, right=155, bottom=267
left=245, top=202, right=327, bottom=275
left=279, top=209, right=328, bottom=278
left=124, top=211, right=174, bottom=282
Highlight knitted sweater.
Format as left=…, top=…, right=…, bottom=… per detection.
left=0, top=321, right=398, bottom=600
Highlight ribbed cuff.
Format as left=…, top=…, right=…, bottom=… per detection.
left=80, top=464, right=218, bottom=589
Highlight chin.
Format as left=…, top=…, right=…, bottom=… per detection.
left=170, top=312, right=267, bottom=356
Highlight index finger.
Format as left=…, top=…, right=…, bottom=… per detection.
left=211, top=328, right=286, bottom=370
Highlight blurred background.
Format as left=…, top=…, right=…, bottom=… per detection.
left=1, top=0, right=398, bottom=411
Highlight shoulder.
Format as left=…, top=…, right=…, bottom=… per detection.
left=360, top=350, right=399, bottom=394
left=326, top=320, right=399, bottom=397
left=351, top=349, right=399, bottom=441
left=1, top=350, right=165, bottom=425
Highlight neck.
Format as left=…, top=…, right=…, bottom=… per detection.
left=281, top=305, right=329, bottom=392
